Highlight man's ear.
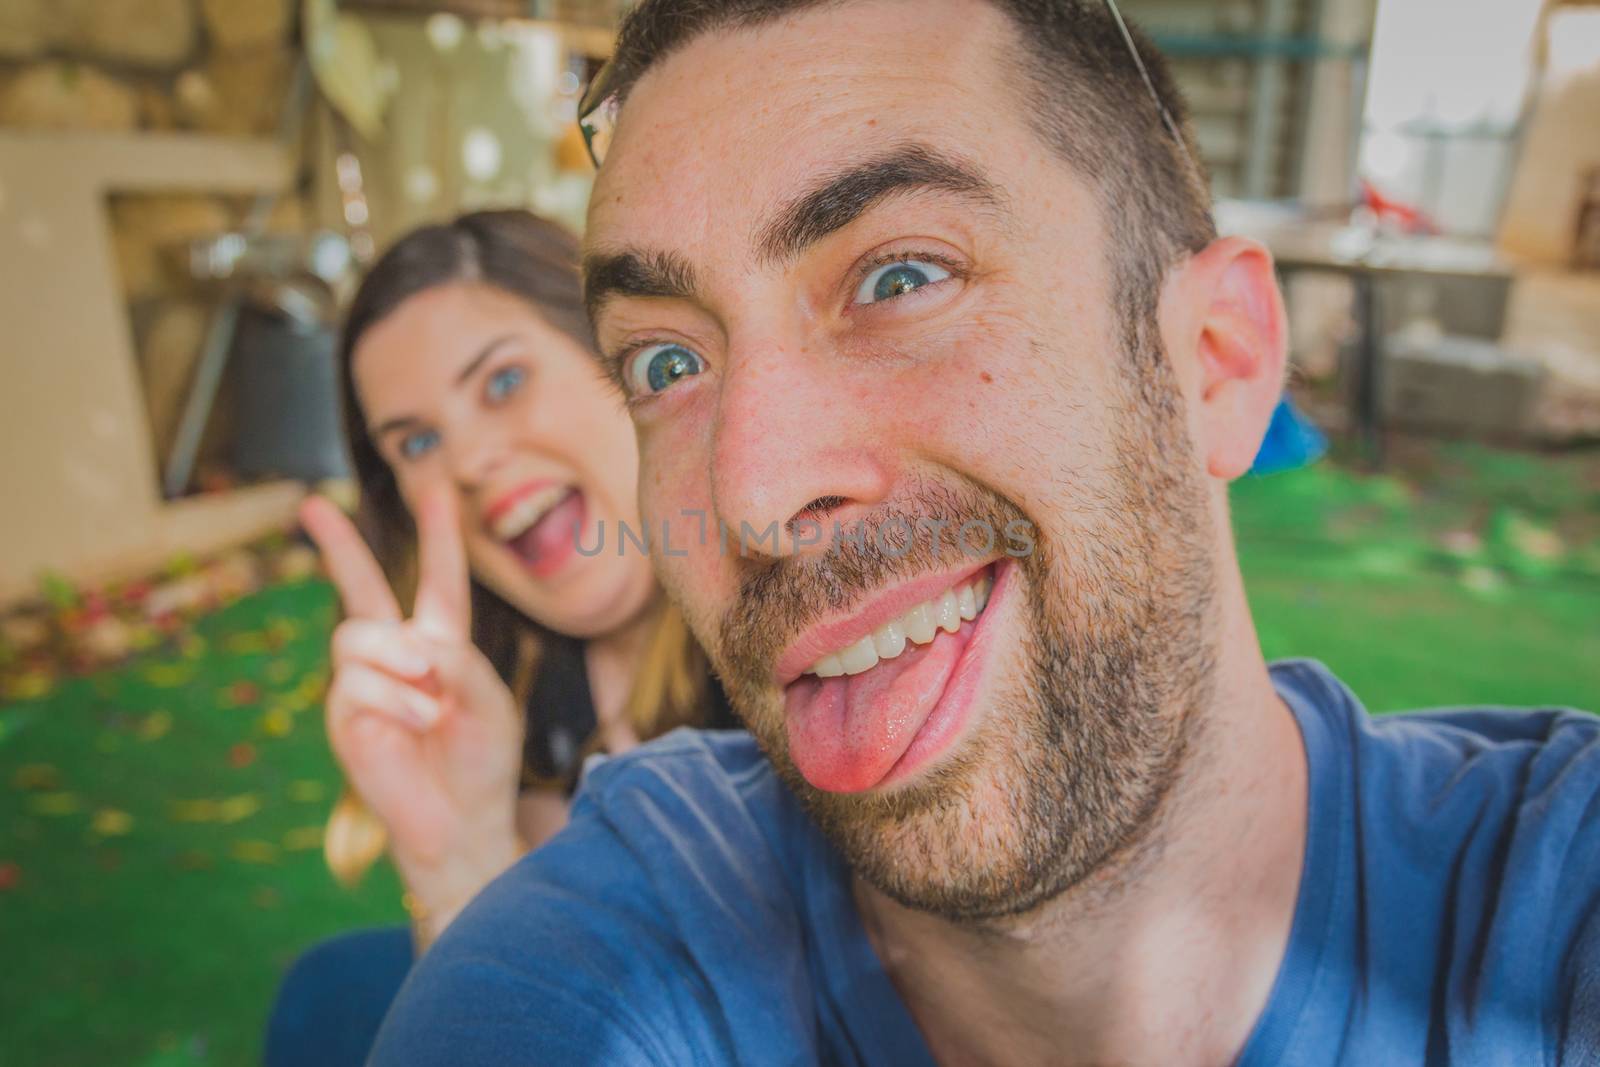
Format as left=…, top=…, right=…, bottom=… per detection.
left=1166, top=236, right=1288, bottom=480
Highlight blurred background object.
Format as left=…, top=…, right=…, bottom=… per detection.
left=1126, top=0, right=1600, bottom=458
left=0, top=0, right=620, bottom=612
left=0, top=1, right=1595, bottom=1065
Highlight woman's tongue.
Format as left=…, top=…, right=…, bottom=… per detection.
left=784, top=622, right=973, bottom=793
left=507, top=489, right=583, bottom=570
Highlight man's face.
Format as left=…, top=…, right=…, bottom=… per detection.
left=586, top=0, right=1220, bottom=920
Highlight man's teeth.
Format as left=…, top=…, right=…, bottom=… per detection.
left=806, top=573, right=994, bottom=679
left=490, top=486, right=569, bottom=541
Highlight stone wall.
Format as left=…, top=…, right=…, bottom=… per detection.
left=0, top=0, right=296, bottom=136
left=0, top=0, right=310, bottom=489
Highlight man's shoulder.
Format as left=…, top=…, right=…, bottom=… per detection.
left=1264, top=659, right=1600, bottom=1059
left=1274, top=656, right=1600, bottom=901
left=481, top=726, right=801, bottom=936
left=1279, top=658, right=1600, bottom=851
left=1270, top=656, right=1600, bottom=785
left=578, top=725, right=773, bottom=804
left=562, top=725, right=814, bottom=865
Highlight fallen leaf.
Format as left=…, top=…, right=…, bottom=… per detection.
left=137, top=711, right=173, bottom=741
left=29, top=791, right=82, bottom=816
left=230, top=839, right=279, bottom=864
left=295, top=671, right=330, bottom=702
left=277, top=690, right=315, bottom=714
left=223, top=681, right=261, bottom=707
left=217, top=794, right=262, bottom=823
left=287, top=780, right=325, bottom=803
left=38, top=571, right=78, bottom=610
left=1461, top=565, right=1506, bottom=596
left=0, top=862, right=19, bottom=890
left=282, top=826, right=324, bottom=851
left=267, top=617, right=300, bottom=645
left=228, top=742, right=257, bottom=768
left=142, top=663, right=194, bottom=688
left=258, top=709, right=293, bottom=738
left=3, top=670, right=55, bottom=701
left=11, top=764, right=61, bottom=791
left=91, top=809, right=133, bottom=836
left=226, top=633, right=270, bottom=655
left=169, top=799, right=220, bottom=822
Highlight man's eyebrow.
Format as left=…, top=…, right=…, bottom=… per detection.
left=583, top=248, right=700, bottom=322
left=756, top=144, right=1003, bottom=267
left=579, top=146, right=998, bottom=329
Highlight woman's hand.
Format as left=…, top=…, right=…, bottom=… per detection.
left=301, top=488, right=527, bottom=946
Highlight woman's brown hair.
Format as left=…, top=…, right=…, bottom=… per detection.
left=323, top=210, right=711, bottom=884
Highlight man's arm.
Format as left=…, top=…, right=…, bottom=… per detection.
left=369, top=794, right=731, bottom=1067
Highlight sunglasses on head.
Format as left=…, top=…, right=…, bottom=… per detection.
left=577, top=0, right=1194, bottom=172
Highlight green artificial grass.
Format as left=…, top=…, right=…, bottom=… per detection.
left=2, top=442, right=1598, bottom=1066
left=1, top=582, right=404, bottom=1067
left=1233, top=446, right=1600, bottom=712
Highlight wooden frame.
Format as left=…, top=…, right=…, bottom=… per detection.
left=0, top=131, right=307, bottom=608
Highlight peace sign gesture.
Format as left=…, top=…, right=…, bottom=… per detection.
left=301, top=488, right=526, bottom=945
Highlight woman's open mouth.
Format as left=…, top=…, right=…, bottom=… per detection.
left=489, top=484, right=586, bottom=579
left=780, top=559, right=1011, bottom=794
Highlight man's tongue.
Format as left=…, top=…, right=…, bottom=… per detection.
left=508, top=489, right=582, bottom=565
left=784, top=622, right=973, bottom=793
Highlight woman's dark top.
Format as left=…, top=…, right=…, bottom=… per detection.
left=520, top=632, right=738, bottom=795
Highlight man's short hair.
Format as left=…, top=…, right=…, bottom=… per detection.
left=601, top=0, right=1217, bottom=338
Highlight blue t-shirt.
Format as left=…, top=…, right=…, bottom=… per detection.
left=370, top=660, right=1600, bottom=1065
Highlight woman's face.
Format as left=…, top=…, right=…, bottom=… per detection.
left=353, top=282, right=656, bottom=639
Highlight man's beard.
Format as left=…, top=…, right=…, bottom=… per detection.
left=711, top=335, right=1218, bottom=925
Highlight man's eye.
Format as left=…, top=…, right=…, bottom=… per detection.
left=624, top=343, right=704, bottom=397
left=485, top=365, right=526, bottom=403
left=854, top=260, right=952, bottom=305
left=398, top=428, right=440, bottom=460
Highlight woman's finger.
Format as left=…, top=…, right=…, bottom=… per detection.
left=328, top=713, right=432, bottom=843
left=331, top=619, right=433, bottom=681
left=419, top=638, right=521, bottom=729
left=411, top=486, right=471, bottom=642
left=300, top=497, right=403, bottom=622
left=328, top=662, right=442, bottom=732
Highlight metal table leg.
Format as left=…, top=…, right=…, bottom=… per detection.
left=1352, top=271, right=1383, bottom=468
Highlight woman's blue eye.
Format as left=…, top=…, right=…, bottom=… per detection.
left=398, top=428, right=440, bottom=460
left=854, top=260, right=952, bottom=305
left=626, top=343, right=704, bottom=396
left=485, top=365, right=526, bottom=403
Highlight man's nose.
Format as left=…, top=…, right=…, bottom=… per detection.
left=709, top=340, right=892, bottom=561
